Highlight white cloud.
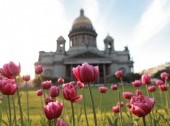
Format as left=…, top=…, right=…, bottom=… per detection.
left=132, top=0, right=170, bottom=46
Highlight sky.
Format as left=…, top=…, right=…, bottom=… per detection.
left=0, top=0, right=170, bottom=77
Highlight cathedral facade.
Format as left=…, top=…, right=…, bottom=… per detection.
left=36, top=9, right=133, bottom=83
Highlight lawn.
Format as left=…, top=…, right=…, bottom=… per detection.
left=0, top=84, right=169, bottom=126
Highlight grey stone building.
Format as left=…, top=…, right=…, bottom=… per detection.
left=36, top=9, right=133, bottom=83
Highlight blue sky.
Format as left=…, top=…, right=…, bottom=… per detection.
left=0, top=0, right=170, bottom=77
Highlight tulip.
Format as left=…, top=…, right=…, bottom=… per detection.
left=35, top=65, right=43, bottom=74
left=41, top=80, right=52, bottom=89
left=45, top=97, right=54, bottom=105
left=72, top=62, right=99, bottom=83
left=98, top=86, right=107, bottom=94
left=141, top=74, right=151, bottom=85
left=147, top=86, right=156, bottom=92
left=135, top=89, right=143, bottom=96
left=2, top=61, right=21, bottom=79
left=36, top=89, right=43, bottom=96
left=122, top=92, right=133, bottom=100
left=56, top=119, right=68, bottom=126
left=22, top=75, right=30, bottom=81
left=44, top=101, right=63, bottom=120
left=160, top=72, right=169, bottom=81
left=115, top=70, right=123, bottom=79
left=155, top=79, right=164, bottom=86
left=62, top=83, right=82, bottom=102
left=1, top=79, right=17, bottom=95
left=159, top=85, right=168, bottom=91
left=77, top=81, right=84, bottom=89
left=112, top=105, right=120, bottom=113
left=130, top=95, right=155, bottom=117
left=58, top=77, right=64, bottom=84
left=49, top=86, right=60, bottom=98
left=117, top=101, right=124, bottom=108
left=111, top=84, right=118, bottom=90
left=132, top=80, right=142, bottom=87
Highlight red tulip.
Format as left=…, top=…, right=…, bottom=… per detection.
left=23, top=75, right=30, bottom=81
left=49, top=86, right=59, bottom=98
left=72, top=62, right=99, bottom=83
left=160, top=72, right=169, bottom=81
left=2, top=61, right=21, bottom=79
left=56, top=119, right=68, bottom=126
left=44, top=101, right=63, bottom=120
left=63, top=83, right=82, bottom=102
left=1, top=79, right=17, bottom=95
left=122, top=92, right=133, bottom=99
left=99, top=86, right=107, bottom=93
left=58, top=77, right=64, bottom=85
left=45, top=97, right=54, bottom=105
left=111, top=84, right=118, bottom=90
left=112, top=105, right=120, bottom=113
left=132, top=80, right=142, bottom=87
left=159, top=85, right=168, bottom=91
left=36, top=89, right=43, bottom=96
left=147, top=86, right=156, bottom=92
left=77, top=81, right=84, bottom=89
left=35, top=65, right=43, bottom=74
left=141, top=74, right=151, bottom=85
left=115, top=70, right=123, bottom=79
left=41, top=80, right=52, bottom=89
left=130, top=95, right=155, bottom=117
left=117, top=101, right=124, bottom=108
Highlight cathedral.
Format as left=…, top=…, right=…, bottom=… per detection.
left=36, top=9, right=134, bottom=83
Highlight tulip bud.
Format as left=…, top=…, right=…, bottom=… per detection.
left=112, top=105, right=120, bottom=113
left=147, top=86, right=156, bottom=92
left=35, top=65, right=43, bottom=74
left=122, top=92, right=133, bottom=99
left=58, top=77, right=64, bottom=85
left=36, top=89, right=43, bottom=96
left=160, top=72, right=169, bottom=81
left=141, top=74, right=151, bottom=85
left=111, top=84, right=118, bottom=90
left=23, top=75, right=30, bottom=81
left=56, top=119, right=68, bottom=126
left=155, top=79, right=164, bottom=86
left=132, top=80, right=142, bottom=87
left=115, top=70, right=123, bottom=79
left=49, top=86, right=59, bottom=98
left=77, top=81, right=84, bottom=89
left=99, top=86, right=107, bottom=94
left=159, top=85, right=168, bottom=91
left=41, top=80, right=52, bottom=89
left=135, top=89, right=143, bottom=96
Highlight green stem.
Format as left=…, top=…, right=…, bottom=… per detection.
left=145, top=85, right=150, bottom=97
left=142, top=116, right=146, bottom=126
left=118, top=91, right=123, bottom=126
left=48, top=120, right=51, bottom=126
left=83, top=88, right=89, bottom=126
left=7, top=96, right=11, bottom=126
left=16, top=89, right=24, bottom=126
left=120, top=78, right=125, bottom=92
left=12, top=96, right=17, bottom=126
left=26, top=82, right=30, bottom=126
left=87, top=84, right=97, bottom=126
left=100, top=93, right=103, bottom=122
left=71, top=102, right=75, bottom=126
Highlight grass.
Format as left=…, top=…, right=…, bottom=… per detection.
left=0, top=84, right=169, bottom=125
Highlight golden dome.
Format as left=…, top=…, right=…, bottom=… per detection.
left=72, top=9, right=93, bottom=30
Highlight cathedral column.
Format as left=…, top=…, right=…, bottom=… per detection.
left=103, top=64, right=106, bottom=83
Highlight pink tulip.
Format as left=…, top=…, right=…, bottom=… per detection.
left=122, top=92, right=133, bottom=99
left=111, top=84, right=118, bottom=90
left=56, top=119, right=68, bottom=126
left=63, top=83, right=82, bottom=102
left=44, top=101, right=63, bottom=120
left=2, top=61, right=21, bottom=79
left=160, top=72, right=169, bottom=81
left=141, top=74, right=151, bottom=85
left=41, top=80, right=52, bottom=89
left=155, top=79, right=164, bottom=86
left=117, top=101, right=124, bottom=108
left=1, top=79, right=17, bottom=95
left=35, top=65, right=43, bottom=74
left=115, top=70, right=123, bottom=79
left=58, top=78, right=64, bottom=85
left=36, top=89, right=43, bottom=96
left=147, top=86, right=156, bottom=92
left=99, top=86, right=107, bottom=93
left=45, top=97, right=54, bottom=105
left=72, top=62, right=99, bottom=83
left=130, top=95, right=155, bottom=117
left=112, top=105, right=120, bottom=113
left=22, top=75, right=30, bottom=81
left=132, top=80, right=142, bottom=87
left=77, top=81, right=84, bottom=89
left=135, top=89, right=143, bottom=96
left=49, top=86, right=59, bottom=98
